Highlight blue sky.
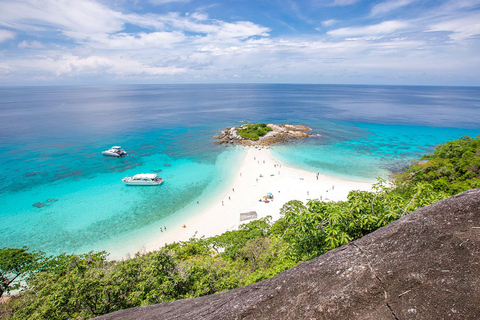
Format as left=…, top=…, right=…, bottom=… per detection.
left=0, top=0, right=479, bottom=86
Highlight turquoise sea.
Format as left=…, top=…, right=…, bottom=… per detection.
left=1, top=84, right=479, bottom=258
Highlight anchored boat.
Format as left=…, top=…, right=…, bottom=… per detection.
left=102, top=146, right=127, bottom=157
left=122, top=173, right=163, bottom=186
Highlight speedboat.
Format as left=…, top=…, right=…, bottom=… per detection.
left=122, top=173, right=163, bottom=186
left=102, top=146, right=127, bottom=157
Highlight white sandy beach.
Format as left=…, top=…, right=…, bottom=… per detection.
left=144, top=147, right=374, bottom=251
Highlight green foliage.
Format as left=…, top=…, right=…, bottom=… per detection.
left=236, top=123, right=273, bottom=141
left=0, top=247, right=44, bottom=298
left=271, top=178, right=447, bottom=262
left=208, top=217, right=272, bottom=260
left=4, top=135, right=478, bottom=319
left=395, top=135, right=480, bottom=196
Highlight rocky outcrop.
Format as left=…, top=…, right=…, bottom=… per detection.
left=213, top=124, right=312, bottom=147
left=96, top=188, right=480, bottom=320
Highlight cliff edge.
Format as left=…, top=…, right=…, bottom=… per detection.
left=96, top=188, right=480, bottom=319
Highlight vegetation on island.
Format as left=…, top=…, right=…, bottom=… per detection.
left=1, top=135, right=479, bottom=319
left=236, top=123, right=273, bottom=141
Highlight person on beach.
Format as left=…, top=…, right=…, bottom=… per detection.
left=222, top=201, right=224, bottom=206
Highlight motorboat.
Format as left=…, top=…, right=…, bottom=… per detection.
left=102, top=146, right=127, bottom=157
left=122, top=173, right=163, bottom=186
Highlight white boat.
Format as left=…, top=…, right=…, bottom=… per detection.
left=102, top=146, right=127, bottom=157
left=122, top=173, right=163, bottom=186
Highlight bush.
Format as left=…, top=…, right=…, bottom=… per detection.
left=236, top=124, right=273, bottom=141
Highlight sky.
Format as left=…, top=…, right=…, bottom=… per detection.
left=0, top=0, right=479, bottom=86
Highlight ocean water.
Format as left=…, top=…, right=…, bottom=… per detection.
left=1, top=84, right=479, bottom=257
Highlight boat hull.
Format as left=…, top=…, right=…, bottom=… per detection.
left=102, top=151, right=122, bottom=157
left=122, top=174, right=163, bottom=186
left=124, top=180, right=163, bottom=186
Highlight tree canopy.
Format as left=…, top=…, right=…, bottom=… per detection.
left=236, top=123, right=273, bottom=140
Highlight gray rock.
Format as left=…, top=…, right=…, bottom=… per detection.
left=95, top=188, right=480, bottom=320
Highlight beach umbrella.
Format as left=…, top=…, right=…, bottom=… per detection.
left=267, top=192, right=273, bottom=197
left=263, top=195, right=269, bottom=199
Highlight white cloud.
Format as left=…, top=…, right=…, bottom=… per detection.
left=0, top=0, right=124, bottom=39
left=150, top=0, right=191, bottom=4
left=0, top=0, right=478, bottom=85
left=321, top=19, right=338, bottom=27
left=156, top=13, right=270, bottom=40
left=328, top=21, right=409, bottom=37
left=86, top=31, right=186, bottom=49
left=429, top=13, right=480, bottom=41
left=214, top=21, right=270, bottom=40
left=18, top=40, right=44, bottom=48
left=332, top=0, right=361, bottom=6
left=371, top=0, right=415, bottom=16
left=0, top=29, right=16, bottom=43
left=10, top=53, right=187, bottom=77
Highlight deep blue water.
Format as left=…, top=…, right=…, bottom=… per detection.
left=1, top=84, right=479, bottom=257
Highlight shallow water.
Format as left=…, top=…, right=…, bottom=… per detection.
left=1, top=84, right=479, bottom=257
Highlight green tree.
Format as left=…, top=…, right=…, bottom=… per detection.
left=0, top=247, right=43, bottom=298
left=236, top=123, right=273, bottom=141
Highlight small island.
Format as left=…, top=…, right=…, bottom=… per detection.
left=213, top=123, right=313, bottom=146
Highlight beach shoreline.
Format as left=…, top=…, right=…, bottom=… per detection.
left=143, top=147, right=374, bottom=253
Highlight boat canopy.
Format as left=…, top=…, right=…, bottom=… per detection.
left=112, top=146, right=122, bottom=149
left=132, top=173, right=157, bottom=180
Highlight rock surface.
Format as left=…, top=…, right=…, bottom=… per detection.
left=213, top=123, right=312, bottom=146
left=96, top=188, right=480, bottom=320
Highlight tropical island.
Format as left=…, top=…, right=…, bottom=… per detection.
left=1, top=135, right=480, bottom=319
left=213, top=123, right=312, bottom=146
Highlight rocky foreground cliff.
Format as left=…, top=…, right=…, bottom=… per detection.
left=96, top=188, right=480, bottom=319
